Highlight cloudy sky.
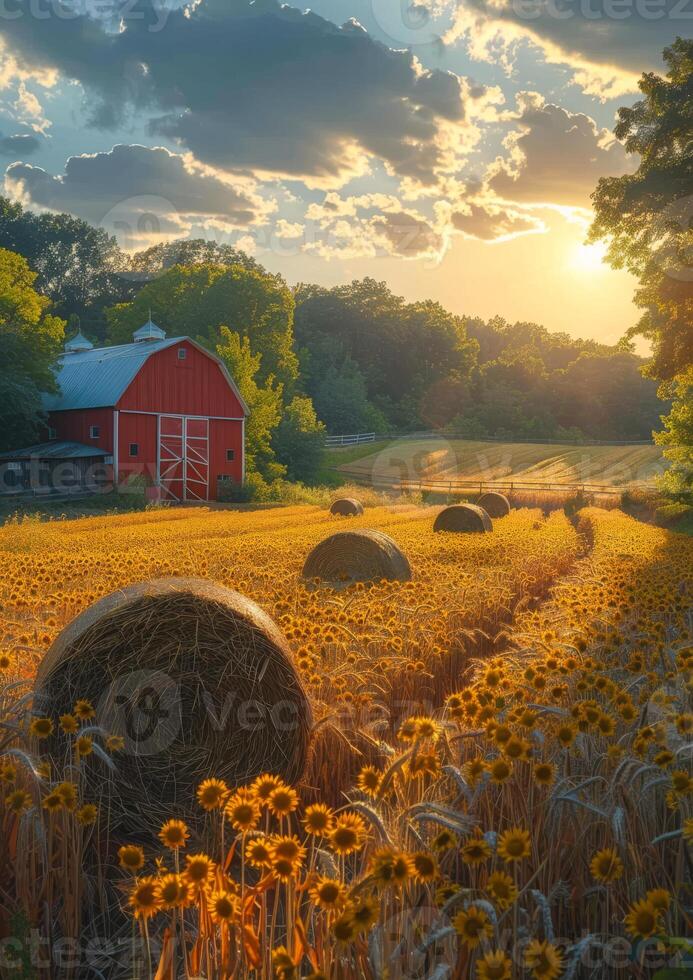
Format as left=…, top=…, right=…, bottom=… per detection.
left=0, top=0, right=686, bottom=342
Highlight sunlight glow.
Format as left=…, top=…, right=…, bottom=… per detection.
left=572, top=240, right=609, bottom=273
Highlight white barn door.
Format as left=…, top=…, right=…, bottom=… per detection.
left=158, top=416, right=209, bottom=502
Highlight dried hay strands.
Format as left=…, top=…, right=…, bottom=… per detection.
left=302, top=530, right=411, bottom=584
left=34, top=577, right=312, bottom=835
left=329, top=497, right=365, bottom=517
left=433, top=504, right=493, bottom=534
left=477, top=491, right=511, bottom=518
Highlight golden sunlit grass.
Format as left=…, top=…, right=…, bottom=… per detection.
left=339, top=438, right=664, bottom=489
left=0, top=502, right=690, bottom=976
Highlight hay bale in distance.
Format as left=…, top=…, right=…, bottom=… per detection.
left=34, top=578, right=312, bottom=834
left=433, top=504, right=493, bottom=534
left=302, top=529, right=411, bottom=584
left=329, top=497, right=364, bottom=517
left=477, top=491, right=511, bottom=518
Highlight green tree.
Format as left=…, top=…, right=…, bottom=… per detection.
left=0, top=196, right=127, bottom=338
left=128, top=239, right=261, bottom=280
left=215, top=327, right=285, bottom=485
left=107, top=263, right=298, bottom=389
left=655, top=369, right=692, bottom=494
left=273, top=395, right=325, bottom=483
left=0, top=248, right=65, bottom=450
left=590, top=38, right=692, bottom=493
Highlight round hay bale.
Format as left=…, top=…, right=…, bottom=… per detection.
left=34, top=578, right=312, bottom=834
left=477, top=491, right=510, bottom=518
left=329, top=497, right=364, bottom=517
left=302, top=530, right=411, bottom=584
left=433, top=503, right=493, bottom=534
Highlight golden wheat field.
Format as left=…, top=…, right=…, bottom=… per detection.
left=0, top=502, right=691, bottom=979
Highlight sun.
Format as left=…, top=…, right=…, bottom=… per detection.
left=572, top=241, right=608, bottom=273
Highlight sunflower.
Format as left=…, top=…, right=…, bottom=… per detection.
left=6, top=789, right=32, bottom=814
left=239, top=832, right=269, bottom=866
left=329, top=812, right=367, bottom=855
left=589, top=847, right=623, bottom=884
left=497, top=827, right=531, bottom=863
left=157, top=873, right=190, bottom=909
left=42, top=792, right=63, bottom=813
left=269, top=835, right=306, bottom=868
left=29, top=717, right=53, bottom=739
left=75, top=735, right=93, bottom=757
left=76, top=803, right=98, bottom=825
left=209, top=889, right=238, bottom=924
left=55, top=781, right=78, bottom=810
left=645, top=888, right=671, bottom=912
left=684, top=817, right=693, bottom=843
left=129, top=877, right=160, bottom=920
left=159, top=819, right=190, bottom=850
left=356, top=766, right=381, bottom=797
left=309, top=876, right=348, bottom=910
left=453, top=905, right=494, bottom=949
left=332, top=915, right=357, bottom=944
left=196, top=778, right=228, bottom=811
left=272, top=946, right=296, bottom=980
left=267, top=784, right=299, bottom=818
left=252, top=773, right=281, bottom=804
left=184, top=853, right=215, bottom=890
left=461, top=837, right=492, bottom=865
left=74, top=699, right=95, bottom=720
left=624, top=898, right=661, bottom=940
left=503, top=736, right=531, bottom=761
left=118, top=844, right=145, bottom=873
left=476, top=949, right=512, bottom=980
left=671, top=770, right=693, bottom=795
left=0, top=761, right=17, bottom=783
left=412, top=851, right=439, bottom=883
left=59, top=713, right=79, bottom=734
left=533, top=762, right=556, bottom=786
left=485, top=871, right=518, bottom=910
left=225, top=790, right=260, bottom=832
left=524, top=939, right=564, bottom=979
left=488, top=759, right=512, bottom=784
left=432, top=829, right=458, bottom=852
left=369, top=848, right=414, bottom=889
left=435, top=881, right=461, bottom=907
left=106, top=735, right=125, bottom=752
left=346, top=896, right=379, bottom=934
left=302, top=803, right=334, bottom=836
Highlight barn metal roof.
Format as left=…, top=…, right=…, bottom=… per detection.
left=42, top=337, right=249, bottom=415
left=0, top=441, right=110, bottom=460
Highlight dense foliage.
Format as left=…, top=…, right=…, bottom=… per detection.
left=0, top=248, right=65, bottom=451
left=590, top=37, right=692, bottom=492
left=295, top=284, right=664, bottom=442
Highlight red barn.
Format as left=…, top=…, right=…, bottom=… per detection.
left=42, top=320, right=248, bottom=502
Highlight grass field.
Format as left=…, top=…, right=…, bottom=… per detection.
left=335, top=438, right=665, bottom=490
left=0, top=502, right=690, bottom=976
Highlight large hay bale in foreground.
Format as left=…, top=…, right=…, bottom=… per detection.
left=433, top=504, right=493, bottom=534
left=477, top=491, right=511, bottom=518
left=302, top=530, right=411, bottom=584
left=34, top=578, right=311, bottom=834
left=330, top=497, right=364, bottom=517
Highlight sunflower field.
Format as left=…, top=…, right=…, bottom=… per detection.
left=0, top=503, right=690, bottom=978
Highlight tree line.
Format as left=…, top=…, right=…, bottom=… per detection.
left=0, top=39, right=689, bottom=495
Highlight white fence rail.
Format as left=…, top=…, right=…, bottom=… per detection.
left=325, top=432, right=376, bottom=448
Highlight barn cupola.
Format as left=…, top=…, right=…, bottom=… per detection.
left=133, top=315, right=166, bottom=343
left=64, top=330, right=94, bottom=354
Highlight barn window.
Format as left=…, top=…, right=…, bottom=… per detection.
left=177, top=348, right=187, bottom=360
left=219, top=474, right=231, bottom=482
left=226, top=449, right=235, bottom=462
left=89, top=425, right=100, bottom=439
left=129, top=443, right=139, bottom=457
left=48, top=426, right=57, bottom=440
